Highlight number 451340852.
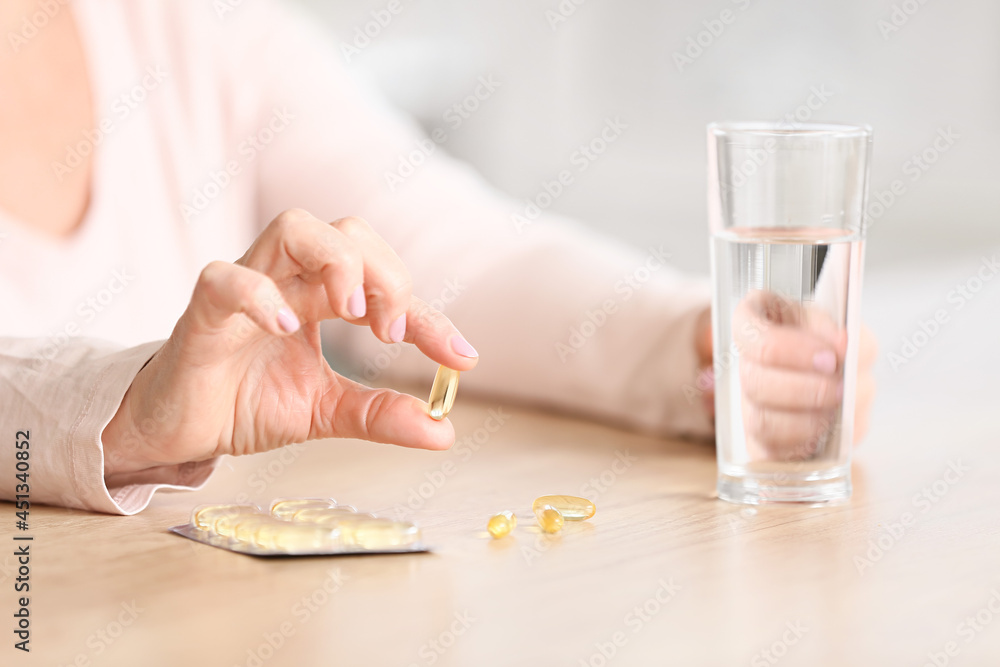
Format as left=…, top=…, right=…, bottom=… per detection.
left=15, top=430, right=30, bottom=522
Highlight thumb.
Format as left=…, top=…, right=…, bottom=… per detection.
left=317, top=377, right=456, bottom=450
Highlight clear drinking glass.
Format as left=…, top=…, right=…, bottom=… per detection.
left=707, top=121, right=873, bottom=504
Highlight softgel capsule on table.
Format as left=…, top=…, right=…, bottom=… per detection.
left=534, top=505, right=565, bottom=534
left=531, top=495, right=596, bottom=521
left=487, top=511, right=516, bottom=539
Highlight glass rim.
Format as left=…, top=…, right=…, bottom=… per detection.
left=708, top=121, right=872, bottom=139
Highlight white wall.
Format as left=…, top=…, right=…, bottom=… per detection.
left=291, top=0, right=999, bottom=273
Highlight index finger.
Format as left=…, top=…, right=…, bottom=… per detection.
left=732, top=292, right=842, bottom=374
left=400, top=296, right=480, bottom=372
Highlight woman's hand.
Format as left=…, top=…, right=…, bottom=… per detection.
left=694, top=292, right=876, bottom=454
left=102, top=210, right=479, bottom=477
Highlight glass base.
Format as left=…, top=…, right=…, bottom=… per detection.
left=717, top=469, right=851, bottom=505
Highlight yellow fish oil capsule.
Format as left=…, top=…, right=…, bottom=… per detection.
left=240, top=518, right=339, bottom=552
left=487, top=511, right=516, bottom=539
left=231, top=515, right=287, bottom=545
left=535, top=505, right=564, bottom=534
left=532, top=495, right=596, bottom=521
left=191, top=505, right=263, bottom=533
left=174, top=498, right=428, bottom=556
left=291, top=507, right=374, bottom=526
left=427, top=365, right=460, bottom=420
left=269, top=497, right=336, bottom=521
left=337, top=517, right=422, bottom=550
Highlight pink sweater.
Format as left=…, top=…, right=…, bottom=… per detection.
left=0, top=0, right=711, bottom=515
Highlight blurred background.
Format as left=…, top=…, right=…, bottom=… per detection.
left=293, top=0, right=997, bottom=274
left=290, top=0, right=998, bottom=447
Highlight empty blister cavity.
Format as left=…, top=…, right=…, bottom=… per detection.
left=191, top=504, right=264, bottom=533
left=269, top=497, right=336, bottom=521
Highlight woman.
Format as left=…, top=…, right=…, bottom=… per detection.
left=0, top=0, right=874, bottom=514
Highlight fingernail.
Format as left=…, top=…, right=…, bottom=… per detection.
left=277, top=307, right=300, bottom=334
left=450, top=334, right=478, bottom=358
left=348, top=285, right=366, bottom=319
left=813, top=350, right=837, bottom=374
left=389, top=314, right=406, bottom=343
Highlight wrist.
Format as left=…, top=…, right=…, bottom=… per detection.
left=102, top=353, right=161, bottom=477
left=102, top=390, right=146, bottom=476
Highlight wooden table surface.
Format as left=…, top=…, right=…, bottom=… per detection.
left=8, top=396, right=998, bottom=667
left=8, top=258, right=1000, bottom=667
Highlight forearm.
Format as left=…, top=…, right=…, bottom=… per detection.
left=233, top=1, right=714, bottom=437
left=0, top=337, right=216, bottom=515
left=326, top=159, right=714, bottom=438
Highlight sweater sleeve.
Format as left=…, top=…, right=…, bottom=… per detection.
left=0, top=339, right=217, bottom=515
left=226, top=2, right=714, bottom=438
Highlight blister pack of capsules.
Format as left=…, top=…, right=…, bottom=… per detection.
left=170, top=498, right=429, bottom=557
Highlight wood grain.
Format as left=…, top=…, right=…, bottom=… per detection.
left=7, top=386, right=1000, bottom=667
